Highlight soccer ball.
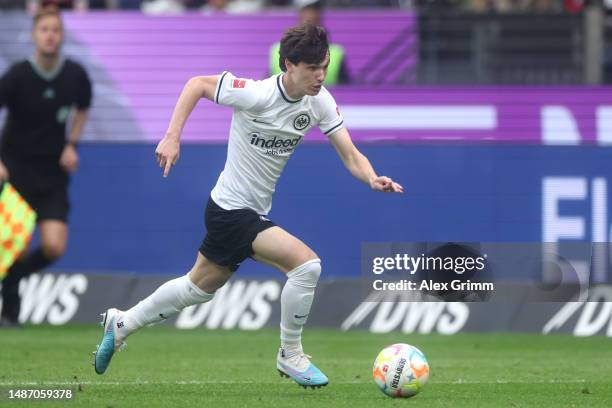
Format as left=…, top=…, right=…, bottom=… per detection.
left=372, top=343, right=429, bottom=398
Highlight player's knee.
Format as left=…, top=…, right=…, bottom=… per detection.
left=306, top=249, right=319, bottom=262
left=292, top=248, right=318, bottom=270
left=287, top=259, right=321, bottom=288
left=42, top=240, right=65, bottom=260
left=189, top=257, right=232, bottom=294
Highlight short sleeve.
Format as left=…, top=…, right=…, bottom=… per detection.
left=214, top=71, right=262, bottom=111
left=74, top=63, right=92, bottom=110
left=0, top=64, right=19, bottom=108
left=317, top=87, right=344, bottom=137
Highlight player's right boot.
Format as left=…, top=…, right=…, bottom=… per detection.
left=93, top=308, right=127, bottom=375
left=276, top=347, right=329, bottom=389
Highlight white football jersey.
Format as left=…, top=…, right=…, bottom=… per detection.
left=210, top=72, right=344, bottom=215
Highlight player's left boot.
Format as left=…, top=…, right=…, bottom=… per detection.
left=277, top=347, right=329, bottom=389
left=93, top=308, right=127, bottom=374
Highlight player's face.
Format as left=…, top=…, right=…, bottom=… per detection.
left=287, top=54, right=329, bottom=96
left=32, top=15, right=63, bottom=57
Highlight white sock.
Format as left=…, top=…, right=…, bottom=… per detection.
left=119, top=273, right=214, bottom=337
left=280, top=259, right=321, bottom=351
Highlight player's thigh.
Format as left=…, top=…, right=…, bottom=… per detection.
left=251, top=226, right=318, bottom=274
left=39, top=219, right=68, bottom=259
left=188, top=251, right=234, bottom=293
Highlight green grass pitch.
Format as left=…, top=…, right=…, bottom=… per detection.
left=1, top=325, right=611, bottom=407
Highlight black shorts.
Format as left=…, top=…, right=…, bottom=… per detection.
left=2, top=155, right=70, bottom=222
left=199, top=197, right=275, bottom=272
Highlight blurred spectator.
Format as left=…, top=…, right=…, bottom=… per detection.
left=469, top=0, right=563, bottom=12
left=201, top=0, right=227, bottom=10
left=141, top=0, right=185, bottom=13
left=117, top=0, right=143, bottom=9
left=22, top=0, right=119, bottom=11
left=201, top=0, right=263, bottom=12
left=266, top=0, right=291, bottom=5
left=24, top=0, right=89, bottom=12
left=563, top=0, right=586, bottom=13
left=269, top=0, right=351, bottom=84
left=327, top=0, right=395, bottom=6
left=0, top=0, right=25, bottom=9
left=267, top=0, right=398, bottom=6
left=141, top=0, right=262, bottom=16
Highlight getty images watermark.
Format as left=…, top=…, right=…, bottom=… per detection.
left=361, top=243, right=600, bottom=302
left=371, top=252, right=493, bottom=293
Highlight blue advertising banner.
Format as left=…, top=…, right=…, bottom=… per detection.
left=54, top=144, right=612, bottom=281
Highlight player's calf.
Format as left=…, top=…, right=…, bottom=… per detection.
left=92, top=273, right=215, bottom=374
left=276, top=259, right=327, bottom=388
left=280, top=259, right=321, bottom=348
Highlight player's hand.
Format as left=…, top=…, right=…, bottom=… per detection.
left=155, top=135, right=180, bottom=178
left=59, top=144, right=79, bottom=173
left=0, top=160, right=9, bottom=181
left=370, top=176, right=404, bottom=193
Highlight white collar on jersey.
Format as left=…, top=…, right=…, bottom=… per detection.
left=276, top=74, right=303, bottom=104
left=28, top=56, right=66, bottom=82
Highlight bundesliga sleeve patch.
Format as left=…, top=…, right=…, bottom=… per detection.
left=232, top=79, right=246, bottom=89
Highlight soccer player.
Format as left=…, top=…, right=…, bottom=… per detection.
left=94, top=24, right=403, bottom=387
left=269, top=0, right=351, bottom=85
left=0, top=7, right=92, bottom=327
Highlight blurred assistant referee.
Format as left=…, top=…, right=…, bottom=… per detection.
left=0, top=6, right=92, bottom=327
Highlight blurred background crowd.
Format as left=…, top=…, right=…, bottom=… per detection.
left=1, top=0, right=611, bottom=85
left=0, top=0, right=608, bottom=16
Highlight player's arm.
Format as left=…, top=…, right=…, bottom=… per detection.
left=59, top=109, right=88, bottom=173
left=329, top=128, right=404, bottom=193
left=60, top=65, right=92, bottom=173
left=67, top=109, right=88, bottom=146
left=0, top=66, right=16, bottom=181
left=156, top=75, right=219, bottom=177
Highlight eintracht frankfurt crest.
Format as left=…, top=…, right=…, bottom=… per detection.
left=293, top=113, right=311, bottom=131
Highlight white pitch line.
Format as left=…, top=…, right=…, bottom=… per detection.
left=450, top=379, right=587, bottom=385
left=0, top=379, right=588, bottom=386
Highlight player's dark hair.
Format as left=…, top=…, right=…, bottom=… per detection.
left=279, top=23, right=329, bottom=72
left=33, top=5, right=63, bottom=29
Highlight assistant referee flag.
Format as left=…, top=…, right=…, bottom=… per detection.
left=0, top=182, right=36, bottom=279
